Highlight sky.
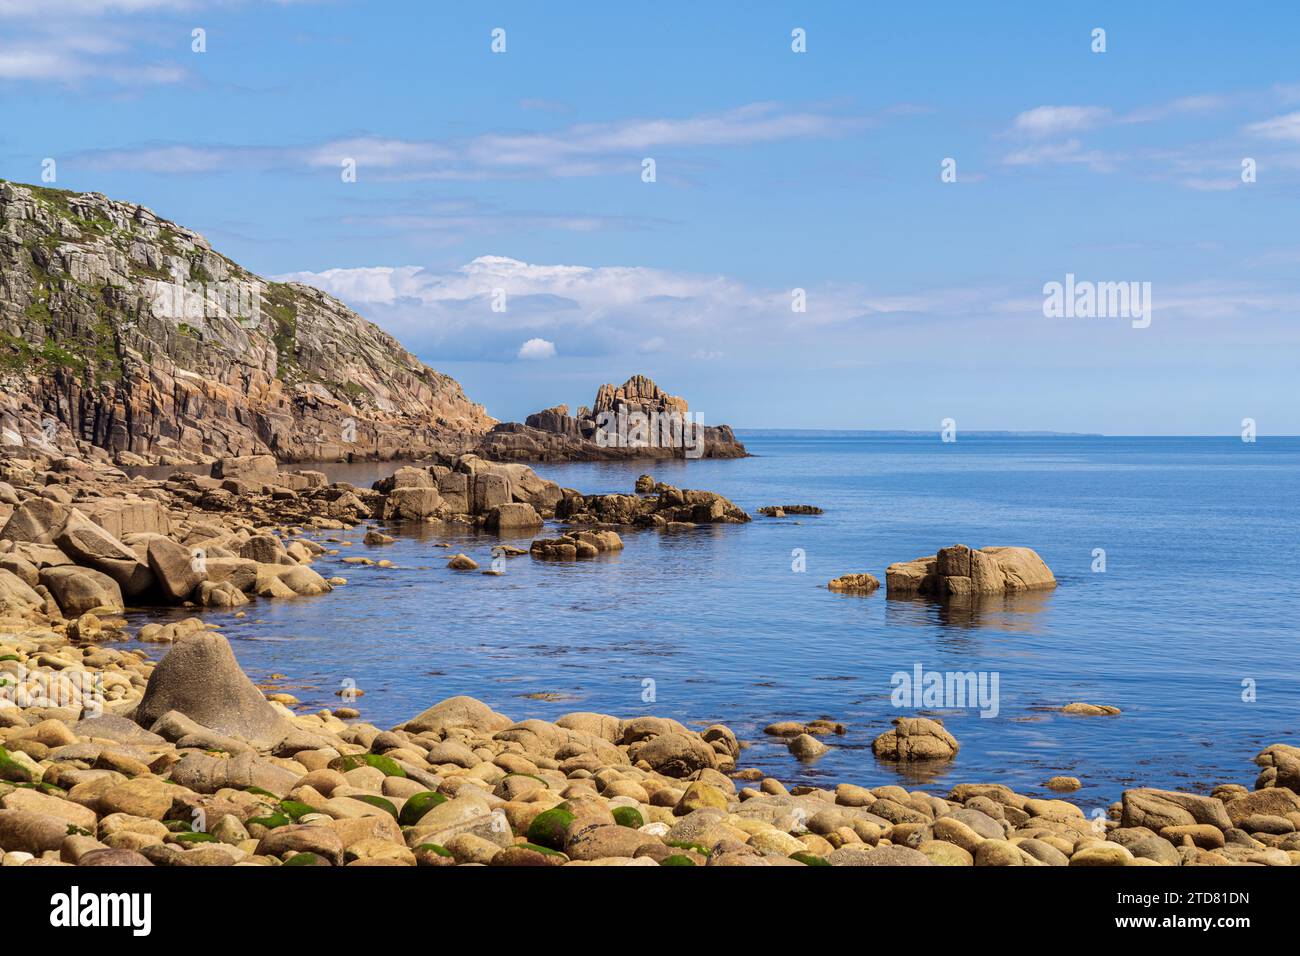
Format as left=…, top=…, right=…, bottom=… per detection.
left=1, top=0, right=1297, bottom=434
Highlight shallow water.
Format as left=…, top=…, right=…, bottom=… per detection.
left=124, top=435, right=1300, bottom=809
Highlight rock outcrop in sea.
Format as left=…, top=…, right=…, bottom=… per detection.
left=475, top=375, right=748, bottom=462
left=886, top=544, right=1057, bottom=599
left=0, top=180, right=494, bottom=464
left=557, top=475, right=751, bottom=528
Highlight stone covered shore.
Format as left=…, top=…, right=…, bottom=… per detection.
left=1, top=450, right=1298, bottom=867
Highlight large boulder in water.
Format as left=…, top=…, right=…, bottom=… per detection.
left=134, top=630, right=291, bottom=747
left=872, top=716, right=960, bottom=761
left=885, top=544, right=1055, bottom=599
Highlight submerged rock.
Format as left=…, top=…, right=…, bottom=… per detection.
left=1061, top=702, right=1121, bottom=716
left=827, top=572, right=880, bottom=594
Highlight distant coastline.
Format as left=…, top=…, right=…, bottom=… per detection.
left=733, top=429, right=1105, bottom=438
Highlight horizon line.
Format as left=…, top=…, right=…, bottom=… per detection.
left=729, top=429, right=1296, bottom=439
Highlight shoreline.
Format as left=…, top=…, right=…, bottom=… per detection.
left=3, top=614, right=1296, bottom=867
left=0, top=450, right=1296, bottom=867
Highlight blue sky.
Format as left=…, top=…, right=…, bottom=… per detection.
left=2, top=0, right=1297, bottom=433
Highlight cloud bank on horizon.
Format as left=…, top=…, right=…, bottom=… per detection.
left=1, top=1, right=1298, bottom=433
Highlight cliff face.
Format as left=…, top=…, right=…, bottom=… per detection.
left=0, top=180, right=494, bottom=463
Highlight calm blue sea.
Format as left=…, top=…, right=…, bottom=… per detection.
left=128, top=435, right=1300, bottom=808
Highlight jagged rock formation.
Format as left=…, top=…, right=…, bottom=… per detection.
left=0, top=180, right=494, bottom=463
left=475, top=374, right=747, bottom=462
left=556, top=474, right=751, bottom=528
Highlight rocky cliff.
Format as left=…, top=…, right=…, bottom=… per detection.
left=0, top=180, right=494, bottom=463
left=476, top=374, right=748, bottom=462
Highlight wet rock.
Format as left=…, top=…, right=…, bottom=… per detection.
left=885, top=544, right=1056, bottom=598
left=486, top=503, right=543, bottom=533
left=788, top=733, right=829, bottom=759
left=871, top=717, right=960, bottom=761
left=1061, top=702, right=1121, bottom=716
left=758, top=505, right=823, bottom=517
left=827, top=573, right=880, bottom=594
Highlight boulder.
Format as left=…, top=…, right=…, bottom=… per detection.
left=471, top=473, right=510, bottom=515
left=77, top=498, right=170, bottom=538
left=628, top=732, right=717, bottom=778
left=404, top=696, right=512, bottom=736
left=210, top=455, right=277, bottom=485
left=436, top=473, right=470, bottom=513
left=0, top=567, right=43, bottom=609
left=486, top=503, right=543, bottom=533
left=885, top=545, right=1056, bottom=598
left=54, top=509, right=154, bottom=597
left=146, top=536, right=206, bottom=602
left=372, top=466, right=433, bottom=493
left=133, top=630, right=292, bottom=747
left=0, top=498, right=69, bottom=544
left=383, top=486, right=441, bottom=520
left=0, top=808, right=69, bottom=853
left=1121, top=789, right=1232, bottom=831
left=165, top=750, right=297, bottom=795
left=872, top=716, right=960, bottom=761
left=239, top=534, right=290, bottom=564
left=827, top=573, right=880, bottom=594
left=38, top=565, right=124, bottom=615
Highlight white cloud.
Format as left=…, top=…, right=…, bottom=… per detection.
left=0, top=0, right=189, bottom=13
left=1001, top=139, right=1118, bottom=172
left=276, top=255, right=1299, bottom=367
left=277, top=255, right=832, bottom=362
left=517, top=337, right=557, bottom=360
left=1012, top=106, right=1112, bottom=137
left=75, top=102, right=869, bottom=179
left=1247, top=111, right=1300, bottom=141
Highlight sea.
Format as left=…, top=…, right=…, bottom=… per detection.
left=124, top=434, right=1300, bottom=809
